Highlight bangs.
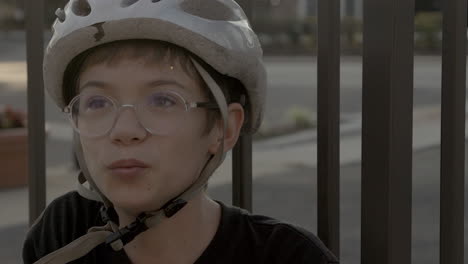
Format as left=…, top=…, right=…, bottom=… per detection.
left=79, top=39, right=201, bottom=82
left=63, top=39, right=206, bottom=105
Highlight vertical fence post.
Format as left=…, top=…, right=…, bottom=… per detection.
left=440, top=0, right=466, bottom=263
left=361, top=0, right=414, bottom=263
left=232, top=135, right=253, bottom=212
left=25, top=0, right=46, bottom=225
left=317, top=0, right=340, bottom=257
left=232, top=0, right=253, bottom=212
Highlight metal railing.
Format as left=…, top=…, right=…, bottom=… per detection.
left=233, top=0, right=254, bottom=213
left=361, top=0, right=415, bottom=262
left=25, top=0, right=46, bottom=225
left=439, top=0, right=466, bottom=263
left=24, top=0, right=466, bottom=263
left=317, top=0, right=341, bottom=257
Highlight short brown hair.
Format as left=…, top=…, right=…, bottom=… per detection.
left=62, top=39, right=248, bottom=134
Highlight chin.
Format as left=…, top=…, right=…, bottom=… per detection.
left=107, top=188, right=167, bottom=215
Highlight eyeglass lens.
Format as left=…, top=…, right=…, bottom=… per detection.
left=70, top=91, right=189, bottom=137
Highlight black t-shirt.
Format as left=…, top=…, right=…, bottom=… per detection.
left=23, top=192, right=338, bottom=264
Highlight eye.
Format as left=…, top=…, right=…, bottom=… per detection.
left=83, top=96, right=112, bottom=111
left=148, top=92, right=177, bottom=108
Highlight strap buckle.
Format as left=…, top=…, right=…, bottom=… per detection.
left=99, top=206, right=119, bottom=224
left=104, top=199, right=187, bottom=251
left=163, top=198, right=188, bottom=217
left=105, top=213, right=149, bottom=251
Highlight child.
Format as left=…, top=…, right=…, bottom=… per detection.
left=23, top=0, right=338, bottom=263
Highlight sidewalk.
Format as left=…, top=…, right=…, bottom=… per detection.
left=1, top=104, right=467, bottom=263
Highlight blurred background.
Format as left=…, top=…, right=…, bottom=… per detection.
left=0, top=0, right=447, bottom=56
left=1, top=0, right=466, bottom=263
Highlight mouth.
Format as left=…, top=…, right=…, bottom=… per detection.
left=107, top=159, right=149, bottom=179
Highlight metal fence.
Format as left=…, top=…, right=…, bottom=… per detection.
left=25, top=0, right=465, bottom=263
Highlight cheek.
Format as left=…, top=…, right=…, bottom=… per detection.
left=159, top=129, right=212, bottom=179
left=80, top=139, right=105, bottom=179
left=162, top=138, right=204, bottom=171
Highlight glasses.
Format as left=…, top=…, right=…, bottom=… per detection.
left=63, top=90, right=218, bottom=138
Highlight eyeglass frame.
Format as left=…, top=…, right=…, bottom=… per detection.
left=62, top=90, right=219, bottom=138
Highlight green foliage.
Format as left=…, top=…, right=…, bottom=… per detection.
left=255, top=16, right=318, bottom=54
left=0, top=2, right=22, bottom=30
left=303, top=16, right=317, bottom=35
left=341, top=16, right=362, bottom=54
left=414, top=12, right=442, bottom=52
left=301, top=16, right=318, bottom=51
left=285, top=106, right=316, bottom=129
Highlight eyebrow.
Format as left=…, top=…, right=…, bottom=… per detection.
left=79, top=80, right=109, bottom=91
left=79, top=79, right=187, bottom=91
left=145, top=79, right=187, bottom=90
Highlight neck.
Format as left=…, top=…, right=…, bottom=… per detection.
left=117, top=193, right=221, bottom=264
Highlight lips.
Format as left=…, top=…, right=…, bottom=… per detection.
left=107, top=159, right=149, bottom=179
left=108, top=159, right=149, bottom=169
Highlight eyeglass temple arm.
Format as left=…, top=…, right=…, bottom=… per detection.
left=194, top=94, right=247, bottom=110
left=194, top=102, right=219, bottom=109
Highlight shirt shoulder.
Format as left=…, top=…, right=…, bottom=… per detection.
left=244, top=210, right=338, bottom=263
left=22, top=191, right=103, bottom=263
left=198, top=202, right=339, bottom=264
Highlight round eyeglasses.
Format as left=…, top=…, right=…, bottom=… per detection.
left=63, top=90, right=218, bottom=138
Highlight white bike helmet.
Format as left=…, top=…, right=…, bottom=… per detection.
left=37, top=1, right=266, bottom=263
left=45, top=0, right=266, bottom=133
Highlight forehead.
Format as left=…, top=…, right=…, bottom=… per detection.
left=79, top=40, right=199, bottom=77
left=76, top=40, right=206, bottom=95
left=79, top=58, right=200, bottom=95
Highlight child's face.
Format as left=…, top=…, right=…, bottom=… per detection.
left=77, top=57, right=219, bottom=215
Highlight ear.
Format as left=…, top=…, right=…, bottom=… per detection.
left=208, top=103, right=244, bottom=155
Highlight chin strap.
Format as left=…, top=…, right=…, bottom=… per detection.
left=73, top=132, right=114, bottom=210
left=33, top=58, right=229, bottom=264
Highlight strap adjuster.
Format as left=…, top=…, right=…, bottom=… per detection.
left=163, top=198, right=188, bottom=217
left=103, top=199, right=187, bottom=250
left=100, top=206, right=119, bottom=224
left=105, top=213, right=149, bottom=251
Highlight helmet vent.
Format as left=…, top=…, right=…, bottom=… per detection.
left=121, top=0, right=140, bottom=7
left=72, top=0, right=91, bottom=16
left=55, top=8, right=66, bottom=22
left=180, top=0, right=241, bottom=21
left=151, top=0, right=162, bottom=2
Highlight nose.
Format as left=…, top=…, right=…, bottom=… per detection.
left=109, top=105, right=148, bottom=145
